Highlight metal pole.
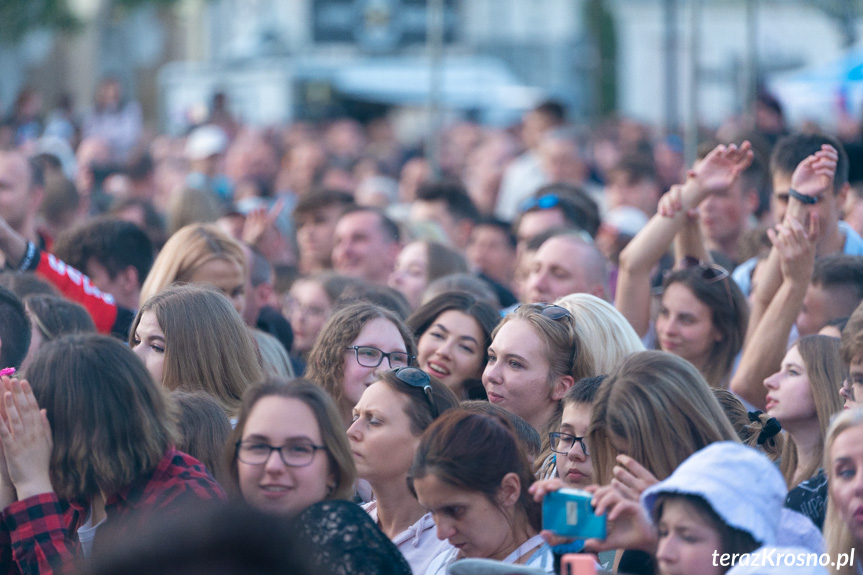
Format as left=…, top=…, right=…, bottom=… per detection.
left=663, top=0, right=679, bottom=133
left=745, top=0, right=758, bottom=129
left=684, top=0, right=700, bottom=168
left=426, top=0, right=444, bottom=178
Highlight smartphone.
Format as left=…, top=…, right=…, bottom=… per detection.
left=542, top=488, right=607, bottom=540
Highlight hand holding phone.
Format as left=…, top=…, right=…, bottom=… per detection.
left=542, top=488, right=607, bottom=540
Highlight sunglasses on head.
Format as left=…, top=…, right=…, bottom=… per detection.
left=391, top=367, right=438, bottom=418
left=518, top=194, right=560, bottom=214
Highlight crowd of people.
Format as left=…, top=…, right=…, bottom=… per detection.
left=0, top=81, right=861, bottom=574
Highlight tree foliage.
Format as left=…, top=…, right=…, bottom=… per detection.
left=0, top=0, right=181, bottom=46
left=0, top=0, right=80, bottom=45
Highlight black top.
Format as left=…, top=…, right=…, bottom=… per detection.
left=291, top=500, right=413, bottom=575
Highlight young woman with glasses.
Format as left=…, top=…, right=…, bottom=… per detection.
left=406, top=291, right=500, bottom=400
left=348, top=368, right=460, bottom=574
left=227, top=377, right=412, bottom=575
left=410, top=409, right=554, bottom=573
left=306, top=301, right=416, bottom=427
left=615, top=142, right=751, bottom=388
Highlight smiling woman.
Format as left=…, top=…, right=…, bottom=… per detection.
left=226, top=377, right=412, bottom=575
left=407, top=292, right=500, bottom=400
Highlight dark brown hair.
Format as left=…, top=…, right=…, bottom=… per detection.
left=409, top=409, right=541, bottom=532
left=375, top=370, right=459, bottom=436
left=25, top=334, right=178, bottom=500
left=173, top=391, right=232, bottom=486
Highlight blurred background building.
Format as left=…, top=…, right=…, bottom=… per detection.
left=1, top=0, right=862, bottom=137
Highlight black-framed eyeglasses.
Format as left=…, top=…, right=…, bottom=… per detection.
left=549, top=432, right=589, bottom=456
left=346, top=346, right=412, bottom=368
left=517, top=302, right=573, bottom=323
left=392, top=366, right=438, bottom=418
left=235, top=439, right=326, bottom=467
left=518, top=193, right=560, bottom=213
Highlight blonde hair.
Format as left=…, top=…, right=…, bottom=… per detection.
left=556, top=293, right=645, bottom=380
left=492, top=304, right=578, bottom=472
left=131, top=285, right=264, bottom=417
left=139, top=223, right=247, bottom=307
left=824, top=408, right=863, bottom=575
left=590, top=351, right=739, bottom=484
left=779, top=335, right=844, bottom=487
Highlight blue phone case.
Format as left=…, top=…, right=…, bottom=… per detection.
left=542, top=488, right=607, bottom=540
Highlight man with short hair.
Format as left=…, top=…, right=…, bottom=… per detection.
left=410, top=181, right=479, bottom=250
left=0, top=151, right=46, bottom=255
left=523, top=231, right=609, bottom=303
left=732, top=133, right=863, bottom=297
left=604, top=154, right=662, bottom=217
left=292, top=189, right=354, bottom=275
left=514, top=183, right=601, bottom=255
left=467, top=217, right=517, bottom=290
left=797, top=254, right=863, bottom=337
left=332, top=206, right=401, bottom=285
left=699, top=151, right=764, bottom=265
left=0, top=285, right=30, bottom=370
left=52, top=217, right=153, bottom=310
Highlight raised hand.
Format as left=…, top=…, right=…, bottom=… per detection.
left=0, top=378, right=54, bottom=501
left=0, top=377, right=16, bottom=508
left=767, top=215, right=818, bottom=286
left=610, top=455, right=659, bottom=502
left=790, top=144, right=838, bottom=198
left=241, top=198, right=285, bottom=248
left=691, top=141, right=754, bottom=196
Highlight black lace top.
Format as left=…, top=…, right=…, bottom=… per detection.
left=292, top=500, right=413, bottom=575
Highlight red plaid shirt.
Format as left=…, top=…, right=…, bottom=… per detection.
left=0, top=447, right=226, bottom=574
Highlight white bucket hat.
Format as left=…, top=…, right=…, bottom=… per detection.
left=641, top=442, right=787, bottom=546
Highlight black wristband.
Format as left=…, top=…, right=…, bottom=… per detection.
left=17, top=242, right=37, bottom=271
left=788, top=187, right=819, bottom=205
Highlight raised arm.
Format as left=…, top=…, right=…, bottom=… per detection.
left=731, top=215, right=817, bottom=408
left=616, top=142, right=753, bottom=336
left=745, top=145, right=835, bottom=342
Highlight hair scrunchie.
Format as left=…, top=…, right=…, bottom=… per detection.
left=748, top=410, right=782, bottom=445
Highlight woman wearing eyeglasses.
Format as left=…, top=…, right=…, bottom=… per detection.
left=348, top=368, right=460, bottom=574
left=615, top=142, right=751, bottom=388
left=306, top=301, right=416, bottom=427
left=227, top=377, right=412, bottom=574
